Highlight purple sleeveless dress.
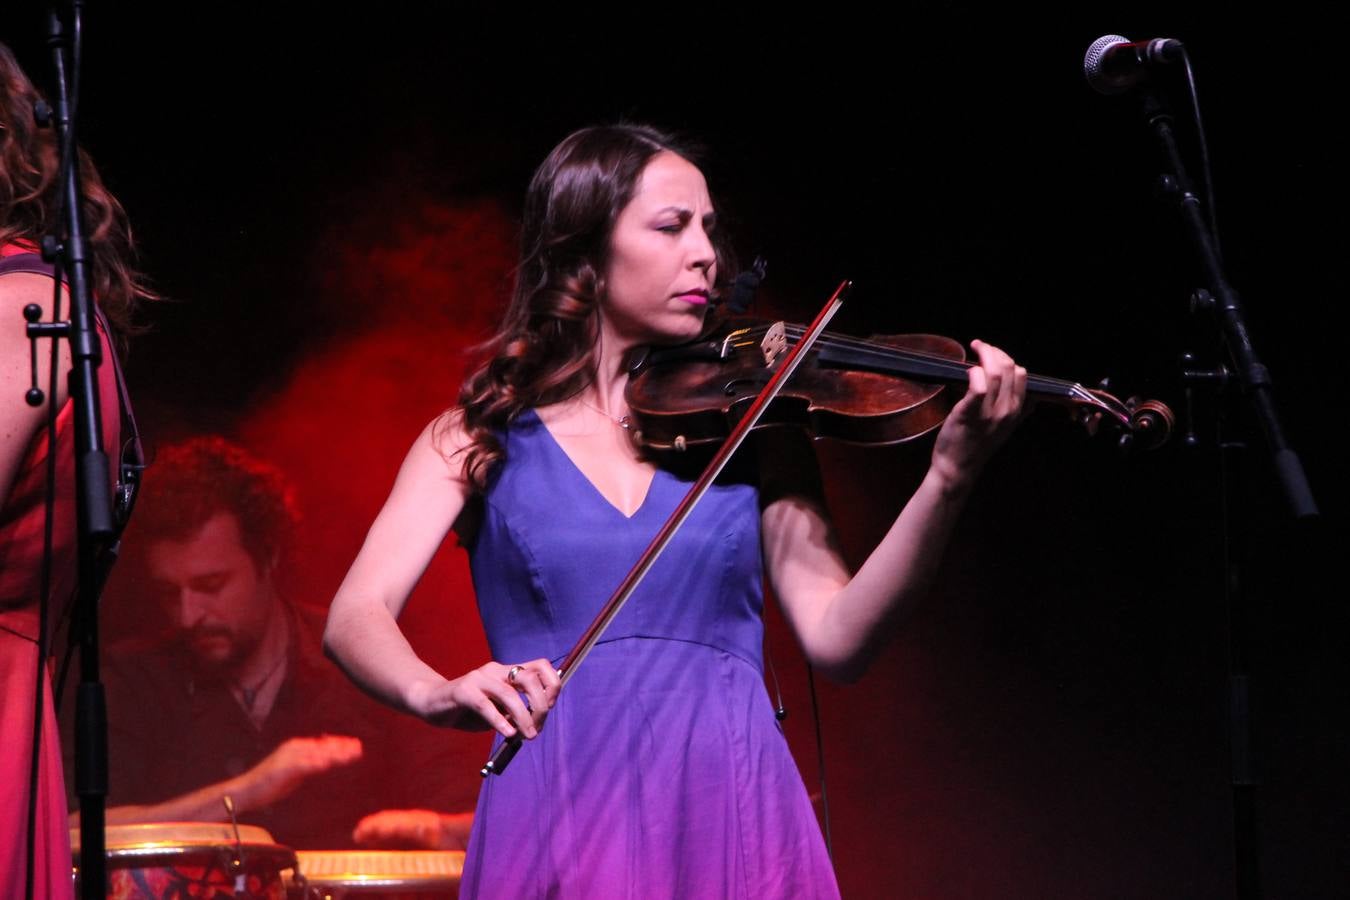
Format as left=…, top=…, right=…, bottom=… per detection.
left=459, top=409, right=839, bottom=898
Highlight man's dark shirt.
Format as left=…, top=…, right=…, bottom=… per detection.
left=73, top=603, right=474, bottom=848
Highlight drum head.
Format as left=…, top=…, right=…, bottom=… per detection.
left=295, top=850, right=464, bottom=896
left=74, top=821, right=281, bottom=853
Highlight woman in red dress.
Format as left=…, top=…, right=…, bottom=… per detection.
left=1, top=40, right=152, bottom=899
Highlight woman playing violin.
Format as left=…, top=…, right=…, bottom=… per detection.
left=323, top=123, right=1026, bottom=898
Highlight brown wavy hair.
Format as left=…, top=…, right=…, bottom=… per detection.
left=0, top=41, right=154, bottom=347
left=451, top=124, right=734, bottom=491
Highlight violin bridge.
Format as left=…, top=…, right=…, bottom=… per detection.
left=760, top=321, right=787, bottom=367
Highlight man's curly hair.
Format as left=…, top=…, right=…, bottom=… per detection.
left=132, top=437, right=299, bottom=571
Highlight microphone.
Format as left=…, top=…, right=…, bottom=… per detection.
left=1083, top=34, right=1185, bottom=95
left=723, top=256, right=767, bottom=314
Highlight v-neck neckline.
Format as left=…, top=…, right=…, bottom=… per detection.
left=526, top=408, right=657, bottom=520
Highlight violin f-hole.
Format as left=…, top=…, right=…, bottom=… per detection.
left=723, top=377, right=766, bottom=397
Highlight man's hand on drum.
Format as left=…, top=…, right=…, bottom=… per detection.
left=352, top=808, right=474, bottom=850
left=410, top=660, right=560, bottom=740
left=238, top=734, right=363, bottom=810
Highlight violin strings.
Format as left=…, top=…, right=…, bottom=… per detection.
left=774, top=325, right=971, bottom=375
left=730, top=324, right=1128, bottom=421
left=749, top=323, right=1083, bottom=396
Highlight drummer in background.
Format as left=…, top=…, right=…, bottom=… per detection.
left=66, top=437, right=476, bottom=848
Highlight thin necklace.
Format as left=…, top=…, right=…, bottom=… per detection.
left=234, top=651, right=287, bottom=714
left=578, top=397, right=632, bottom=431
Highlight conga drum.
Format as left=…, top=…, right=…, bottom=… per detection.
left=291, top=850, right=464, bottom=899
left=72, top=822, right=298, bottom=899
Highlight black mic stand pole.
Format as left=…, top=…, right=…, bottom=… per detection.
left=38, top=5, right=116, bottom=897
left=1135, top=88, right=1318, bottom=900
left=1140, top=91, right=1316, bottom=519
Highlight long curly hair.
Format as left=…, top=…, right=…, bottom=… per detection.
left=0, top=41, right=154, bottom=347
left=451, top=124, right=734, bottom=491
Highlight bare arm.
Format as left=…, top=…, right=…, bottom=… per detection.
left=1, top=275, right=70, bottom=499
left=324, top=415, right=558, bottom=739
left=763, top=340, right=1026, bottom=682
left=75, top=735, right=362, bottom=827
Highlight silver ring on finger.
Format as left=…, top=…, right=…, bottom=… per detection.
left=507, top=665, right=523, bottom=685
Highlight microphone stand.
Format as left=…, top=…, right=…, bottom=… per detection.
left=1133, top=88, right=1318, bottom=900
left=35, top=5, right=116, bottom=897
left=1140, top=91, right=1316, bottom=519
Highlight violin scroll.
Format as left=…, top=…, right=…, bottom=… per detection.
left=1122, top=397, right=1175, bottom=451
left=1073, top=385, right=1175, bottom=451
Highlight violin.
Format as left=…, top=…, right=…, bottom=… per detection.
left=626, top=316, right=1174, bottom=452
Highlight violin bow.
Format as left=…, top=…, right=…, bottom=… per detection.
left=481, top=280, right=851, bottom=776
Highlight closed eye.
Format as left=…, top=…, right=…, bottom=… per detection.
left=188, top=572, right=230, bottom=594
left=655, top=210, right=717, bottom=236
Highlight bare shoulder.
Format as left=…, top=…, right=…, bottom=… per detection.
left=2, top=273, right=72, bottom=494
left=395, top=409, right=469, bottom=486
left=427, top=407, right=471, bottom=459
left=0, top=271, right=55, bottom=299
left=0, top=272, right=60, bottom=349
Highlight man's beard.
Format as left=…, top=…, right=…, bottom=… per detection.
left=185, top=623, right=262, bottom=673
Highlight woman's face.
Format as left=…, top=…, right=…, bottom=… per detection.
left=600, top=151, right=717, bottom=348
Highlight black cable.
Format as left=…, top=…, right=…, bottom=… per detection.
left=805, top=663, right=833, bottom=865
left=54, top=597, right=79, bottom=711
left=1179, top=49, right=1222, bottom=261
left=56, top=382, right=145, bottom=713
left=764, top=646, right=788, bottom=722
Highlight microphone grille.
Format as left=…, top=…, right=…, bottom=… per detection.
left=1084, top=34, right=1130, bottom=94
